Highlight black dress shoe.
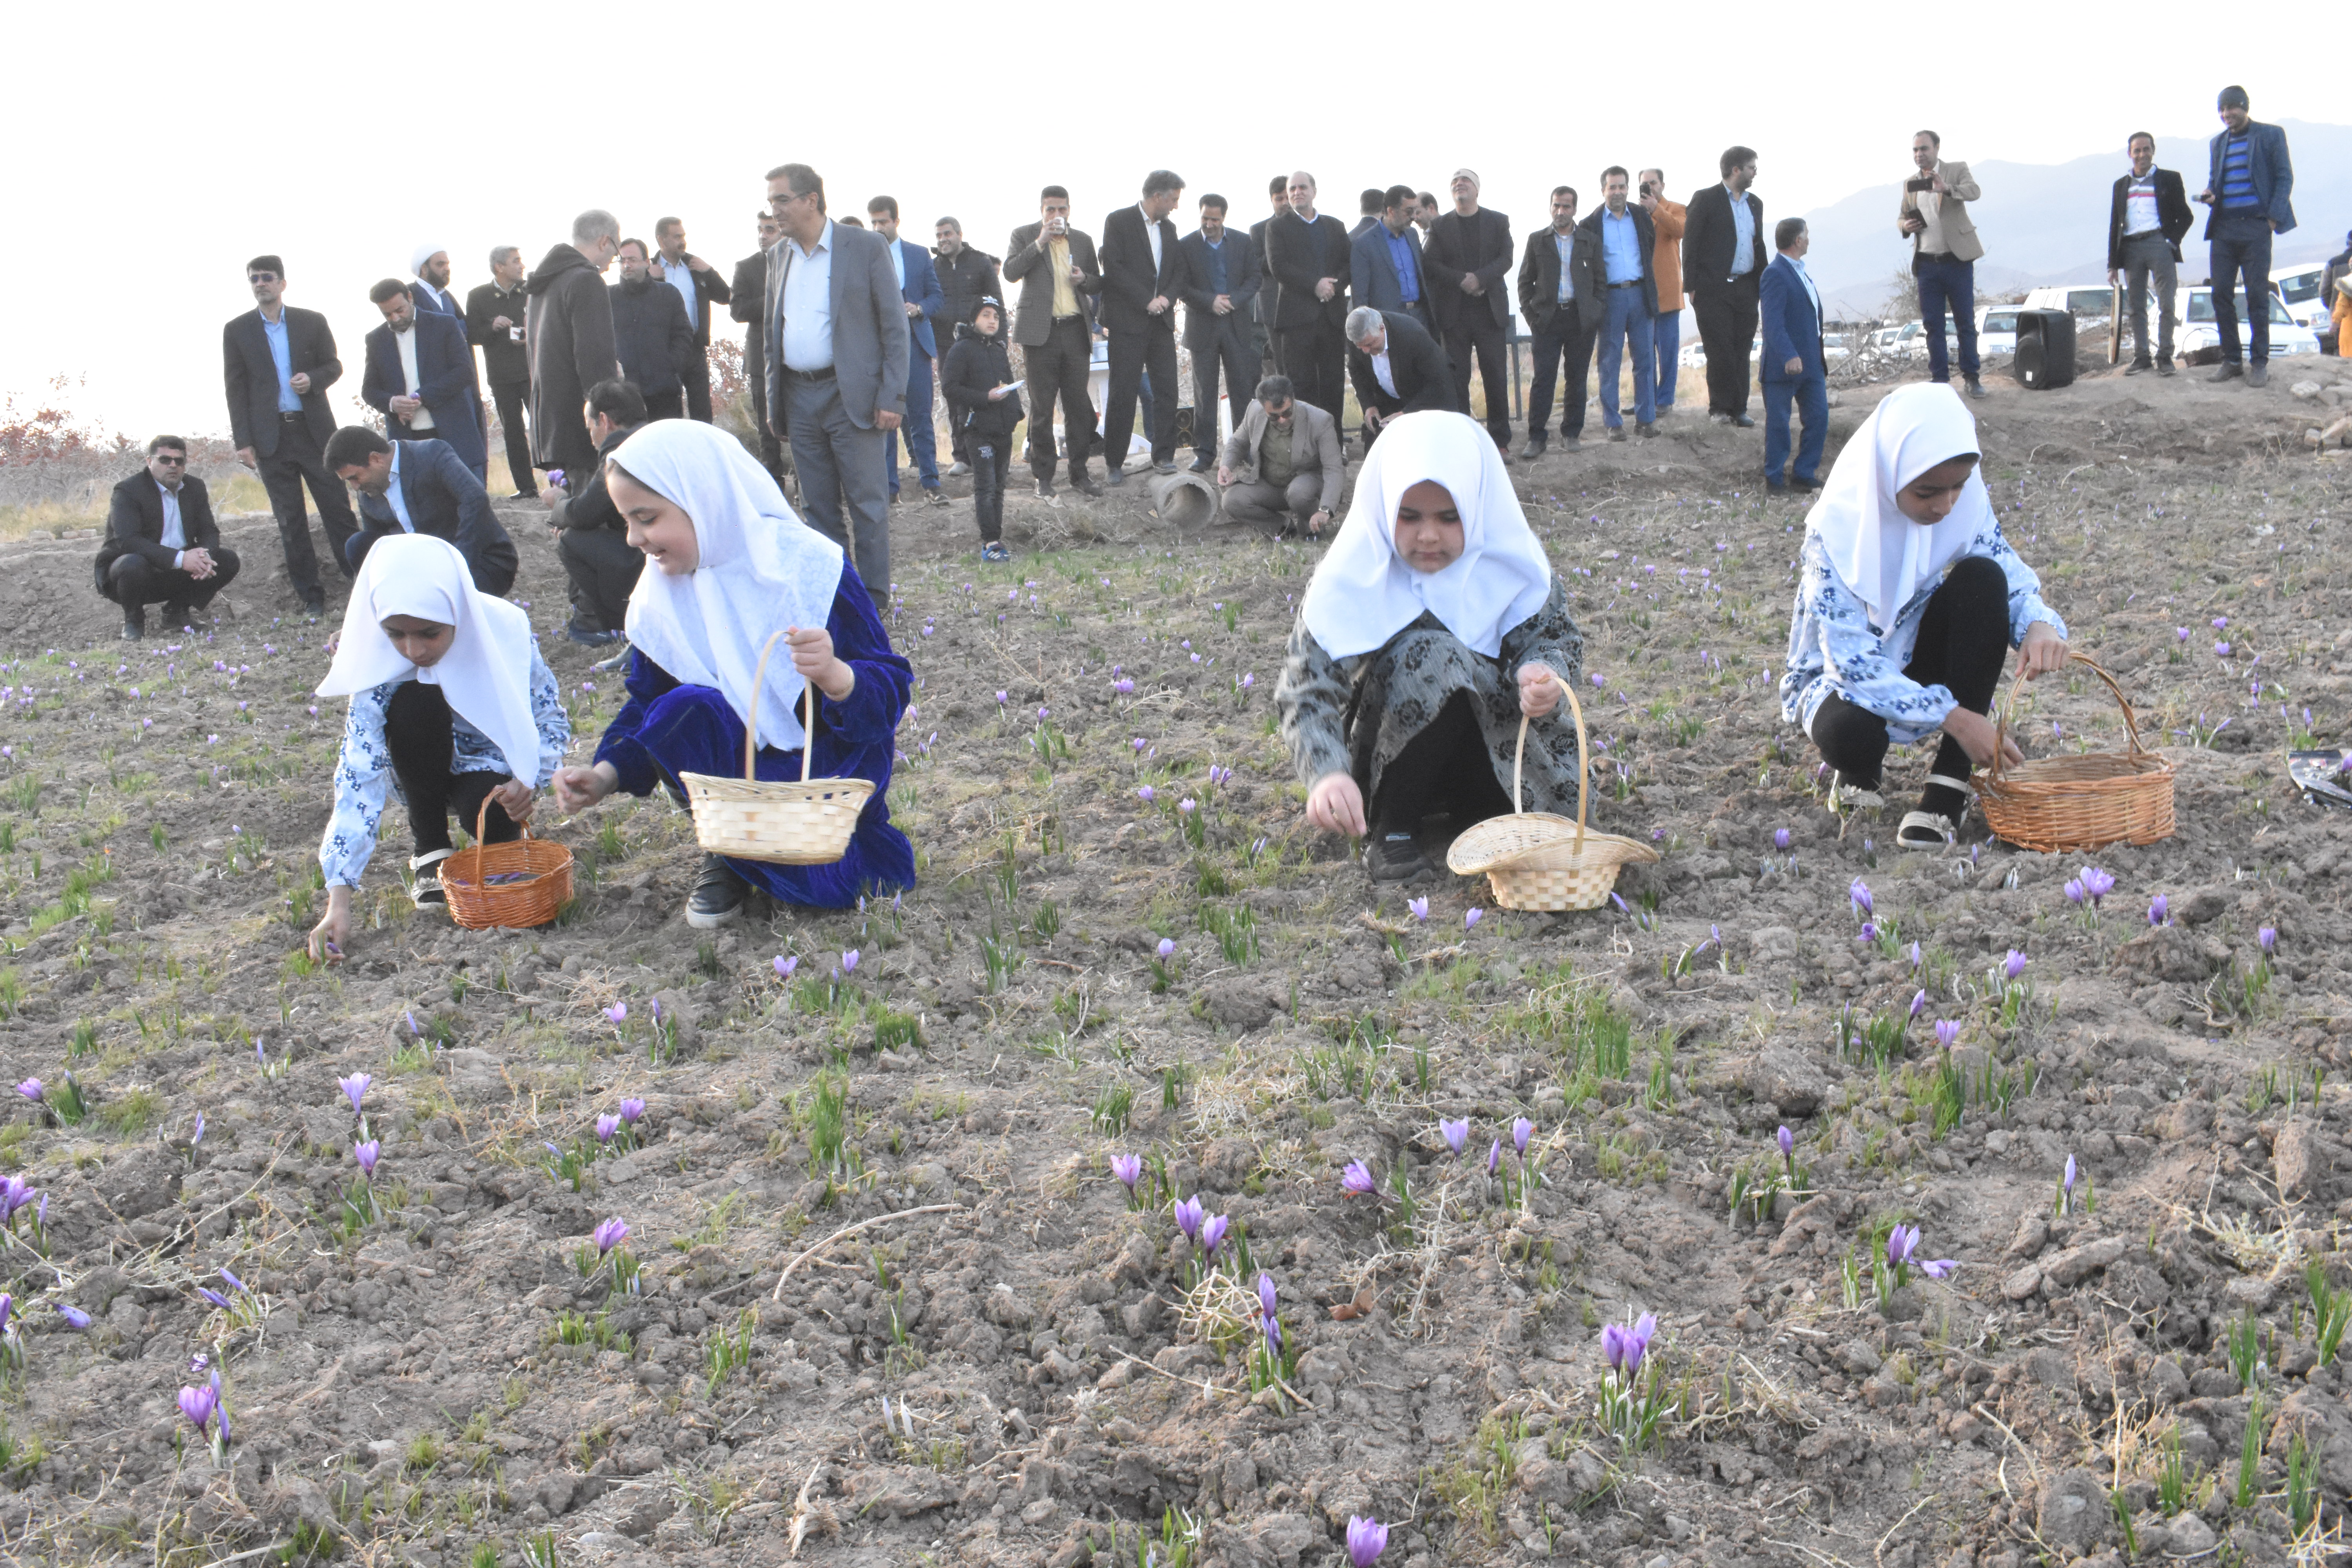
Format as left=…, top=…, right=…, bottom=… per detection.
left=1363, top=830, right=1436, bottom=884
left=1731, top=414, right=1755, bottom=428
left=686, top=855, right=748, bottom=929
left=1070, top=474, right=1103, bottom=497
left=1520, top=438, right=1547, bottom=461
left=1152, top=459, right=1178, bottom=475
left=1033, top=479, right=1056, bottom=499
left=1105, top=469, right=1128, bottom=487
left=301, top=594, right=327, bottom=617
left=120, top=615, right=144, bottom=641
left=1791, top=475, right=1822, bottom=492
left=1188, top=454, right=1213, bottom=473
left=1964, top=376, right=1988, bottom=398
left=1766, top=479, right=1789, bottom=493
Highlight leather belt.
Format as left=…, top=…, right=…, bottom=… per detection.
left=1607, top=280, right=1644, bottom=289
left=781, top=365, right=837, bottom=382
left=279, top=411, right=308, bottom=421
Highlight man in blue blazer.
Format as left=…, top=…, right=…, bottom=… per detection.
left=325, top=428, right=518, bottom=596
left=1178, top=194, right=1263, bottom=472
left=2196, top=85, right=2296, bottom=385
left=869, top=196, right=948, bottom=503
left=361, top=280, right=489, bottom=481
left=1759, top=218, right=1827, bottom=493
left=1349, top=186, right=1431, bottom=331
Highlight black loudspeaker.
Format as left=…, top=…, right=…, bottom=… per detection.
left=2014, top=308, right=2076, bottom=390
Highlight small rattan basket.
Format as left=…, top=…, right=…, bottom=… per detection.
left=1445, top=672, right=1660, bottom=910
left=675, top=630, right=875, bottom=866
left=1978, top=653, right=2175, bottom=854
left=440, top=798, right=575, bottom=930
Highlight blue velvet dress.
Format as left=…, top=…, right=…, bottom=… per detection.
left=592, top=567, right=915, bottom=908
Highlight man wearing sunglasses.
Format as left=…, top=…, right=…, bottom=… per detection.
left=222, top=255, right=357, bottom=615
left=97, top=436, right=241, bottom=639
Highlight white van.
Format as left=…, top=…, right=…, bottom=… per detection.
left=2271, top=263, right=2331, bottom=330
left=2021, top=284, right=2119, bottom=324
left=1973, top=305, right=2022, bottom=358
left=2177, top=286, right=2321, bottom=358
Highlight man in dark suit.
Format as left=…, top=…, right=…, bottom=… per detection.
left=1099, top=170, right=1189, bottom=483
left=222, top=254, right=358, bottom=614
left=1345, top=307, right=1456, bottom=445
left=1421, top=169, right=1515, bottom=454
left=326, top=428, right=518, bottom=597
left=931, top=217, right=1002, bottom=477
left=1003, top=185, right=1103, bottom=497
left=651, top=217, right=731, bottom=423
left=97, top=436, right=242, bottom=639
left=362, top=279, right=489, bottom=481
left=466, top=246, right=537, bottom=497
left=409, top=246, right=464, bottom=325
left=610, top=239, right=696, bottom=422
left=2106, top=133, right=2195, bottom=376
left=1349, top=190, right=1385, bottom=244
left=765, top=162, right=911, bottom=596
left=1350, top=185, right=1431, bottom=331
left=2196, top=86, right=2296, bottom=385
left=1179, top=193, right=1263, bottom=474
left=1759, top=219, right=1828, bottom=492
left=868, top=196, right=949, bottom=503
left=1265, top=172, right=1352, bottom=428
left=731, top=213, right=785, bottom=480
left=545, top=379, right=648, bottom=645
left=1574, top=168, right=1661, bottom=439
left=1515, top=186, right=1596, bottom=457
left=1682, top=146, right=1765, bottom=425
left=526, top=213, right=623, bottom=493
left=1249, top=176, right=1291, bottom=376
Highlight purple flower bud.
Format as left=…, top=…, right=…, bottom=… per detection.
left=2149, top=895, right=2169, bottom=926
left=1407, top=896, right=1428, bottom=922
left=1849, top=878, right=1873, bottom=918
left=1439, top=1118, right=1468, bottom=1155
left=2064, top=878, right=2084, bottom=906
left=605, top=1002, right=628, bottom=1025
left=1113, top=679, right=1135, bottom=694
left=2004, top=949, right=2027, bottom=981
left=1112, top=1154, right=1142, bottom=1191
left=1178, top=797, right=1197, bottom=814
left=2259, top=925, right=2277, bottom=953
left=1918, top=1258, right=1960, bottom=1279
left=1857, top=921, right=1878, bottom=943
left=1774, top=828, right=1791, bottom=851
left=774, top=954, right=798, bottom=979
left=1198, top=1213, right=1230, bottom=1256
left=619, top=1097, right=646, bottom=1124
left=1346, top=1516, right=1390, bottom=1568
left=1777, top=1124, right=1794, bottom=1158
left=1464, top=908, right=1483, bottom=930
left=1486, top=1138, right=1501, bottom=1175
left=1513, top=1118, right=1533, bottom=1156
left=1341, top=1160, right=1375, bottom=1196
left=1137, top=785, right=1155, bottom=802
left=337, top=1072, right=372, bottom=1116
left=1886, top=1223, right=1919, bottom=1269
left=1156, top=937, right=1176, bottom=959
left=14, top=1079, right=40, bottom=1104
left=352, top=1140, right=380, bottom=1176
left=220, top=1268, right=245, bottom=1293
left=593, top=1217, right=629, bottom=1254
left=2215, top=642, right=2230, bottom=657
left=2212, top=616, right=2228, bottom=630
left=1258, top=1272, right=1278, bottom=1319
left=2064, top=1153, right=2077, bottom=1194
left=1934, top=1018, right=1960, bottom=1049
left=200, top=1287, right=232, bottom=1309
left=56, top=1303, right=92, bottom=1330
left=841, top=949, right=860, bottom=974
left=178, top=1383, right=219, bottom=1438
left=596, top=1114, right=620, bottom=1143
left=1909, top=989, right=1926, bottom=1019
left=1173, top=1195, right=1204, bottom=1240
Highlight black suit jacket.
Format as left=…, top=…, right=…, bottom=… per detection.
left=1002, top=221, right=1102, bottom=348
left=2106, top=170, right=2196, bottom=269
left=1099, top=206, right=1187, bottom=336
left=1515, top=226, right=1585, bottom=335
left=222, top=307, right=342, bottom=457
left=464, top=281, right=533, bottom=387
left=1249, top=216, right=1283, bottom=327
left=730, top=250, right=769, bottom=394
left=1177, top=230, right=1261, bottom=348
left=657, top=254, right=732, bottom=347
left=347, top=439, right=518, bottom=595
left=98, top=472, right=220, bottom=581
left=1265, top=211, right=1351, bottom=330
left=1682, top=183, right=1766, bottom=299
left=1570, top=205, right=1659, bottom=328
left=1347, top=311, right=1457, bottom=417
left=1422, top=207, right=1514, bottom=333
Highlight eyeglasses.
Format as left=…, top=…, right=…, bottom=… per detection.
left=248, top=272, right=279, bottom=283
left=151, top=454, right=187, bottom=465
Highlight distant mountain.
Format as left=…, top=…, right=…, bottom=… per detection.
left=1803, top=120, right=2352, bottom=318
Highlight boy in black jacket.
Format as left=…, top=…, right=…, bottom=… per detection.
left=940, top=299, right=1023, bottom=561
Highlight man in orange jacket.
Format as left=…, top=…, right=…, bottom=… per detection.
left=1640, top=169, right=1688, bottom=414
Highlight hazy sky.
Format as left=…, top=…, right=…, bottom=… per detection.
left=8, top=4, right=2339, bottom=439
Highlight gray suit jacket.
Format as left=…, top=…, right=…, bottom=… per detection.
left=764, top=220, right=911, bottom=433
left=1220, top=399, right=1345, bottom=514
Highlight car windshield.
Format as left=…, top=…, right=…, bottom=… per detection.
left=1982, top=312, right=2017, bottom=331
left=2186, top=289, right=2295, bottom=325
left=2065, top=289, right=2112, bottom=313
left=2276, top=272, right=2321, bottom=304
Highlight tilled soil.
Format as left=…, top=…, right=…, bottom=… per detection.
left=4, top=366, right=2352, bottom=1568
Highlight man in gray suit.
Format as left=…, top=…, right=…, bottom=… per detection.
left=764, top=163, right=909, bottom=601
left=1217, top=375, right=1344, bottom=538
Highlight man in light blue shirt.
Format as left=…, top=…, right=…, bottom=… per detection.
left=652, top=217, right=732, bottom=423
left=1579, top=168, right=1660, bottom=438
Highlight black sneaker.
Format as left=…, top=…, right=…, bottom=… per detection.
left=1363, top=830, right=1435, bottom=884
left=2209, top=362, right=2243, bottom=383
left=686, top=855, right=748, bottom=929
left=2124, top=359, right=2152, bottom=376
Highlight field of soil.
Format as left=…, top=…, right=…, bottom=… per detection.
left=4, top=360, right=2352, bottom=1568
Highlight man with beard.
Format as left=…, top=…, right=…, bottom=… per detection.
left=652, top=218, right=731, bottom=422
left=931, top=216, right=1002, bottom=476
left=361, top=278, right=488, bottom=480
left=466, top=246, right=538, bottom=496
left=1249, top=174, right=1292, bottom=374
left=525, top=212, right=622, bottom=492
left=1422, top=168, right=1515, bottom=455
left=409, top=245, right=465, bottom=325
left=609, top=238, right=695, bottom=421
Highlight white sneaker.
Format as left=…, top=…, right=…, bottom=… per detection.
left=947, top=461, right=971, bottom=477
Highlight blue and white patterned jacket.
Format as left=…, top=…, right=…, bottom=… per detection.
left=1779, top=521, right=2065, bottom=745
left=318, top=650, right=569, bottom=888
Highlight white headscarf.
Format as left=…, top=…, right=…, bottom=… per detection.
left=1804, top=382, right=1991, bottom=630
left=316, top=534, right=541, bottom=780
left=410, top=243, right=446, bottom=277
left=1299, top=410, right=1552, bottom=660
left=611, top=420, right=846, bottom=753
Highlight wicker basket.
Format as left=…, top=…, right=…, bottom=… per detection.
left=1978, top=653, right=2175, bottom=854
left=675, top=630, right=875, bottom=866
left=440, top=798, right=575, bottom=930
left=1445, top=672, right=1660, bottom=910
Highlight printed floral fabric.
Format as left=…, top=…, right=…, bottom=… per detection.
left=319, top=647, right=568, bottom=889
left=1780, top=524, right=2064, bottom=746
left=1277, top=579, right=1586, bottom=813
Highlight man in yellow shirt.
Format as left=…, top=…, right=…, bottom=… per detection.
left=1004, top=186, right=1105, bottom=497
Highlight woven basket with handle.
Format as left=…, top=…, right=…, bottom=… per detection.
left=1978, top=652, right=2174, bottom=854
left=440, top=797, right=575, bottom=930
left=1445, top=671, right=1660, bottom=910
left=676, top=629, right=875, bottom=866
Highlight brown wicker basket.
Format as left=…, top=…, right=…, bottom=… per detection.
left=676, top=629, right=874, bottom=866
left=1978, top=653, right=2175, bottom=854
left=1445, top=672, right=1660, bottom=910
left=440, top=797, right=575, bottom=930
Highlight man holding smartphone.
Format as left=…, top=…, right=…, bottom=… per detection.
left=1897, top=130, right=1986, bottom=398
left=2194, top=86, right=2296, bottom=387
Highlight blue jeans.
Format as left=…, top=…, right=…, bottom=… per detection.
left=1652, top=310, right=1681, bottom=408
left=1597, top=287, right=1656, bottom=428
left=1763, top=372, right=1827, bottom=483
left=886, top=348, right=939, bottom=494
left=1915, top=255, right=1978, bottom=381
left=2209, top=212, right=2273, bottom=365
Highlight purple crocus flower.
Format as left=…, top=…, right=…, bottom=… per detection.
left=199, top=1287, right=232, bottom=1310
left=2064, top=878, right=2084, bottom=906
left=593, top=1217, right=628, bottom=1254
left=1909, top=989, right=1926, bottom=1019
left=1178, top=797, right=1197, bottom=815
left=2081, top=867, right=2114, bottom=905
left=1513, top=1118, right=1533, bottom=1156
left=1777, top=1125, right=1794, bottom=1158
left=619, top=1098, right=646, bottom=1125
left=337, top=1073, right=371, bottom=1116
left=1156, top=937, right=1177, bottom=960
left=178, top=1383, right=219, bottom=1439
left=841, top=949, right=860, bottom=975
left=2004, top=950, right=2027, bottom=981
left=1603, top=1312, right=1659, bottom=1375
left=1198, top=1213, right=1230, bottom=1257
left=1849, top=877, right=1873, bottom=917
left=2259, top=925, right=2277, bottom=953
left=774, top=954, right=798, bottom=980
left=2149, top=895, right=2169, bottom=926
left=1111, top=1154, right=1142, bottom=1192
left=1407, top=896, right=1429, bottom=922
left=1886, top=1223, right=1920, bottom=1270
left=1935, top=1019, right=1960, bottom=1049
left=1113, top=678, right=1135, bottom=694
left=56, top=1303, right=92, bottom=1330
left=1262, top=1308, right=1283, bottom=1359
left=1173, top=1195, right=1204, bottom=1241
left=1909, top=940, right=1921, bottom=970
left=352, top=1140, right=380, bottom=1176
left=1258, top=1272, right=1278, bottom=1319
left=220, top=1268, right=245, bottom=1294
left=605, top=1002, right=628, bottom=1025
left=192, top=1112, right=205, bottom=1148
left=2215, top=642, right=2230, bottom=657
left=1775, top=828, right=1791, bottom=851
left=1341, top=1160, right=1375, bottom=1196
left=1346, top=1517, right=1390, bottom=1568
left=1486, top=1138, right=1501, bottom=1175
left=1918, top=1258, right=1960, bottom=1279
left=14, top=1079, right=40, bottom=1104
left=1138, top=785, right=1156, bottom=802
left=596, top=1114, right=621, bottom=1143
left=1857, top=921, right=1878, bottom=943
left=2063, top=1153, right=2077, bottom=1203
left=1439, top=1118, right=1468, bottom=1156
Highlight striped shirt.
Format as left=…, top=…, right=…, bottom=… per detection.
left=2220, top=133, right=2257, bottom=210
left=2123, top=174, right=2162, bottom=234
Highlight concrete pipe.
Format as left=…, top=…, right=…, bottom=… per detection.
left=1145, top=469, right=1220, bottom=528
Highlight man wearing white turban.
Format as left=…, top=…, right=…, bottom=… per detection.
left=410, top=245, right=464, bottom=326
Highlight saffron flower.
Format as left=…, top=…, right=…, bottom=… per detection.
left=200, top=1286, right=233, bottom=1310
left=178, top=1383, right=219, bottom=1439
left=841, top=949, right=860, bottom=974
left=220, top=1268, right=245, bottom=1294
left=14, top=1079, right=39, bottom=1104
left=2080, top=866, right=2114, bottom=905
left=1909, top=940, right=1922, bottom=969
left=1918, top=1258, right=1960, bottom=1279
left=1777, top=1125, right=1794, bottom=1158
left=596, top=1113, right=621, bottom=1143
left=1513, top=1118, right=1533, bottom=1156
left=1138, top=785, right=1155, bottom=802
left=1178, top=797, right=1197, bottom=814
left=1887, top=1223, right=1920, bottom=1270
left=1341, top=1160, right=1375, bottom=1196
left=1909, top=989, right=1926, bottom=1019
left=1934, top=1018, right=1960, bottom=1049
left=2063, top=1154, right=2077, bottom=1209
left=1258, top=1272, right=1278, bottom=1319
left=2149, top=895, right=2169, bottom=926
left=1849, top=878, right=1873, bottom=918
left=2004, top=949, right=2028, bottom=980
left=1439, top=1118, right=1469, bottom=1156
left=56, top=1303, right=92, bottom=1330
left=619, top=1098, right=646, bottom=1125
left=2259, top=925, right=2277, bottom=953
left=1198, top=1213, right=1230, bottom=1257
left=1465, top=907, right=1483, bottom=930
left=2215, top=642, right=2230, bottom=657
left=605, top=1002, right=628, bottom=1025
left=2064, top=877, right=2083, bottom=906
left=1775, top=828, right=1791, bottom=851
left=1601, top=1311, right=1658, bottom=1375
left=353, top=1141, right=380, bottom=1176
left=593, top=1217, right=629, bottom=1254
left=1346, top=1517, right=1390, bottom=1568
left=1173, top=1195, right=1205, bottom=1241
left=337, top=1073, right=372, bottom=1116
left=1857, top=921, right=1878, bottom=943
left=1407, top=896, right=1428, bottom=922
left=774, top=954, right=798, bottom=980
left=1113, top=678, right=1134, bottom=694
left=1111, top=1154, right=1142, bottom=1193
left=1486, top=1138, right=1501, bottom=1176
left=1156, top=937, right=1177, bottom=959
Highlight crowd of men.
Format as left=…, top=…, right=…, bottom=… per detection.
left=89, top=88, right=2308, bottom=641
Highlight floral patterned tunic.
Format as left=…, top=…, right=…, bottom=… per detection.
left=1779, top=521, right=2065, bottom=746
left=317, top=647, right=569, bottom=889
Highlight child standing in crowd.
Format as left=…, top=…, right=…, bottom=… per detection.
left=940, top=297, right=1023, bottom=562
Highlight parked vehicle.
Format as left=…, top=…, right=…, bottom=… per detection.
left=2021, top=284, right=2119, bottom=324
left=1973, top=305, right=2022, bottom=358
left=2177, top=286, right=2320, bottom=358
left=2271, top=263, right=2331, bottom=330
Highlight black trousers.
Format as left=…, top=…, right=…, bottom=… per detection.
left=257, top=417, right=359, bottom=598
left=1808, top=555, right=2010, bottom=792
left=969, top=437, right=1008, bottom=543
left=643, top=388, right=686, bottom=423
left=682, top=350, right=713, bottom=422
left=1104, top=319, right=1179, bottom=468
left=1441, top=312, right=1512, bottom=444
left=1361, top=689, right=1514, bottom=833
left=556, top=525, right=645, bottom=635
left=1693, top=282, right=1760, bottom=416
left=745, top=337, right=784, bottom=479
left=1190, top=315, right=1261, bottom=456
left=490, top=380, right=537, bottom=495
left=106, top=548, right=242, bottom=614
left=1022, top=316, right=1096, bottom=482
left=384, top=682, right=522, bottom=855
left=1526, top=311, right=1597, bottom=440
left=1276, top=318, right=1346, bottom=426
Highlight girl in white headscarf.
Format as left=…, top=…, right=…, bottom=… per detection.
left=1274, top=410, right=1583, bottom=884
left=550, top=420, right=913, bottom=924
left=1780, top=382, right=2068, bottom=848
left=309, top=534, right=568, bottom=959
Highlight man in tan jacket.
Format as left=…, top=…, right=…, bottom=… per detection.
left=1217, top=375, right=1345, bottom=536
left=1640, top=170, right=1688, bottom=412
left=1896, top=130, right=1987, bottom=397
